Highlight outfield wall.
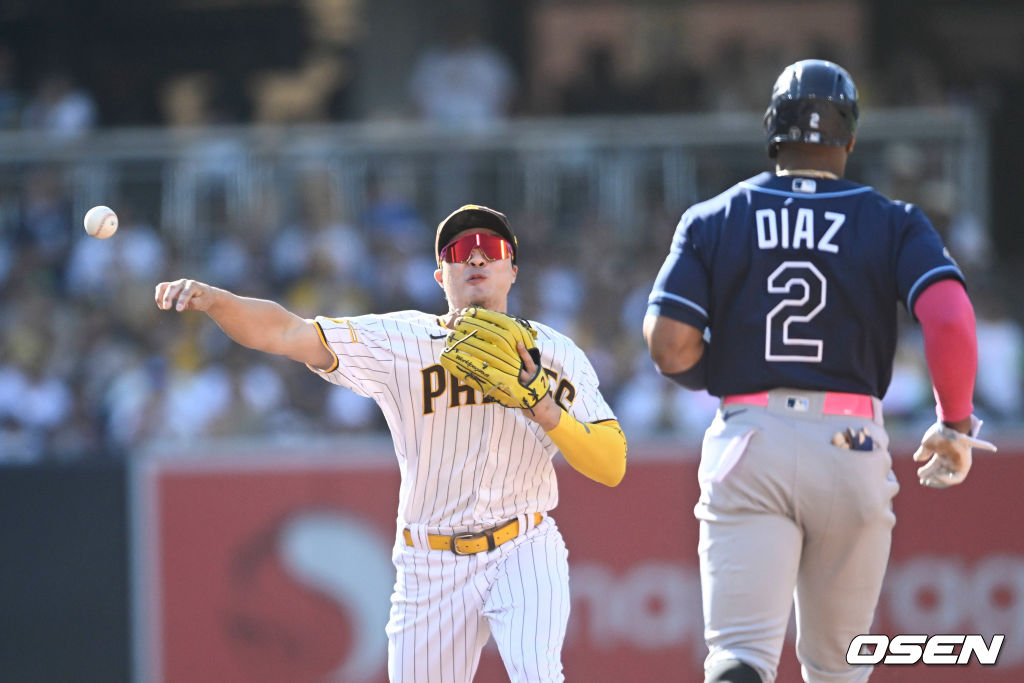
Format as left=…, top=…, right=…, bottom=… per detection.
left=130, top=437, right=1023, bottom=683
left=2, top=438, right=1018, bottom=682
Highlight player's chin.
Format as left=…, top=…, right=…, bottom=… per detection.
left=460, top=282, right=490, bottom=299
left=456, top=282, right=504, bottom=310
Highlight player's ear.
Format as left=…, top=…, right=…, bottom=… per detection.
left=846, top=135, right=856, bottom=154
left=434, top=267, right=444, bottom=288
left=511, top=264, right=518, bottom=283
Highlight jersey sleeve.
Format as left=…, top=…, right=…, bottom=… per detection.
left=544, top=327, right=614, bottom=423
left=646, top=210, right=711, bottom=330
left=308, top=314, right=394, bottom=398
left=895, top=203, right=966, bottom=317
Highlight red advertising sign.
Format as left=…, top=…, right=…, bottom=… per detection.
left=134, top=441, right=1022, bottom=682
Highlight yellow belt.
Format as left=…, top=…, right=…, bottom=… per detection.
left=403, top=513, right=544, bottom=555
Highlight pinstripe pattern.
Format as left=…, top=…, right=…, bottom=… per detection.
left=311, top=310, right=614, bottom=531
left=485, top=525, right=570, bottom=682
left=310, top=310, right=611, bottom=681
left=387, top=520, right=570, bottom=683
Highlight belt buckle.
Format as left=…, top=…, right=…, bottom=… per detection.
left=450, top=531, right=480, bottom=555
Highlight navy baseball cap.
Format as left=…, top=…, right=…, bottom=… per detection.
left=435, top=204, right=518, bottom=265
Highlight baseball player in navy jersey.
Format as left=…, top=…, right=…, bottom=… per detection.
left=155, top=203, right=627, bottom=682
left=643, top=60, right=995, bottom=683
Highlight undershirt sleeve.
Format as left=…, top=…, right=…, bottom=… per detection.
left=913, top=279, right=977, bottom=423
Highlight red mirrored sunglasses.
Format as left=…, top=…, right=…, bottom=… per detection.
left=439, top=232, right=513, bottom=264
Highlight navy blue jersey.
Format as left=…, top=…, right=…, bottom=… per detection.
left=647, top=172, right=965, bottom=398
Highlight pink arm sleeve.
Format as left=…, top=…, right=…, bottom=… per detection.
left=912, top=279, right=976, bottom=423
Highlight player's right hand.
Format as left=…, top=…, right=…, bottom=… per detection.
left=913, top=415, right=996, bottom=488
left=155, top=279, right=216, bottom=312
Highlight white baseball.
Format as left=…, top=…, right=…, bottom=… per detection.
left=84, top=205, right=118, bottom=239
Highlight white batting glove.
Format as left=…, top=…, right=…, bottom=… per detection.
left=913, top=415, right=997, bottom=488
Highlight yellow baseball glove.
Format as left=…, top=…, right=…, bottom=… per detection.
left=440, top=307, right=550, bottom=410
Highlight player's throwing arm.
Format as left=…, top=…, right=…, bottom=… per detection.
left=155, top=278, right=333, bottom=368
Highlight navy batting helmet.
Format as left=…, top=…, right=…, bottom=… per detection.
left=764, top=59, right=859, bottom=158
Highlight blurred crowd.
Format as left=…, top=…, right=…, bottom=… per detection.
left=1, top=26, right=1022, bottom=463
left=2, top=149, right=1021, bottom=464
left=0, top=46, right=97, bottom=140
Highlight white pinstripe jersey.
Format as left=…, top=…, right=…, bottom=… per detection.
left=310, top=310, right=615, bottom=533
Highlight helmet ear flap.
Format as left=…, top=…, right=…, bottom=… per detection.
left=764, top=106, right=779, bottom=158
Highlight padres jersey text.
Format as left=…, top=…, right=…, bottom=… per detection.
left=310, top=310, right=615, bottom=532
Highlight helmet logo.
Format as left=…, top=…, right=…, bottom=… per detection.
left=764, top=59, right=860, bottom=158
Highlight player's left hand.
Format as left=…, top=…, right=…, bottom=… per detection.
left=913, top=415, right=997, bottom=488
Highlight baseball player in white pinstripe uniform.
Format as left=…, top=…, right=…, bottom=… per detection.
left=155, top=204, right=628, bottom=682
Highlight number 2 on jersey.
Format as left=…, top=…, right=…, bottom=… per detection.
left=765, top=260, right=826, bottom=362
